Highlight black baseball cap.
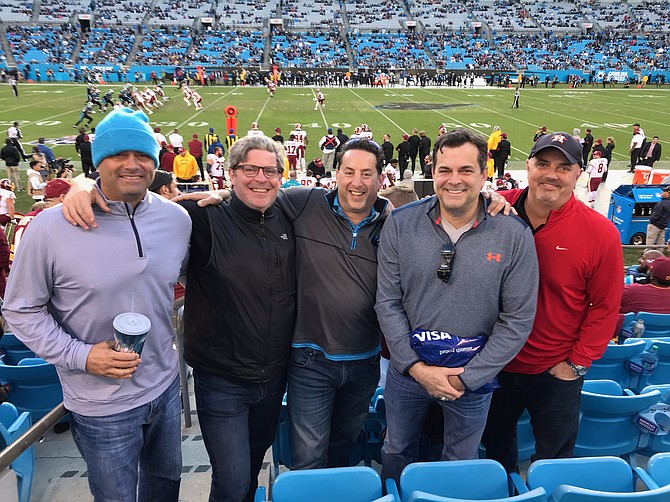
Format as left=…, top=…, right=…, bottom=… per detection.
left=528, top=132, right=583, bottom=169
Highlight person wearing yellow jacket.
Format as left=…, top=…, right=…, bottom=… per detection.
left=487, top=126, right=502, bottom=179
left=173, top=147, right=199, bottom=182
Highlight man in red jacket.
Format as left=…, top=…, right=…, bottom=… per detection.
left=481, top=132, right=623, bottom=473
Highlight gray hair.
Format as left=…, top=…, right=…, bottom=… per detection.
left=228, top=135, right=284, bottom=171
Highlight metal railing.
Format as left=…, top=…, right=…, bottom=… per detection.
left=0, top=403, right=68, bottom=471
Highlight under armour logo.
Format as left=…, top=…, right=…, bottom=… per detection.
left=486, top=252, right=501, bottom=262
left=551, top=134, right=567, bottom=144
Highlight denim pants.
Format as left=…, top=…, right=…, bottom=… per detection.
left=481, top=370, right=584, bottom=473
left=70, top=376, right=182, bottom=502
left=288, top=347, right=379, bottom=469
left=194, top=369, right=286, bottom=502
left=381, top=365, right=491, bottom=484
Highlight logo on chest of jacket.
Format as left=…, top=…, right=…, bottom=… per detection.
left=486, top=252, right=501, bottom=262
left=280, top=233, right=288, bottom=240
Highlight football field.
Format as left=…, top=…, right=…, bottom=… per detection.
left=1, top=82, right=669, bottom=214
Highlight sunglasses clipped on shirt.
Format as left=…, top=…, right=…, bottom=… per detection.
left=437, top=242, right=455, bottom=283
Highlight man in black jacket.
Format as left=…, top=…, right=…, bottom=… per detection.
left=396, top=134, right=411, bottom=173
left=647, top=187, right=670, bottom=246
left=0, top=139, right=22, bottom=191
left=408, top=128, right=421, bottom=173
left=582, top=128, right=594, bottom=168
left=639, top=136, right=662, bottom=167
left=495, top=133, right=511, bottom=178
left=419, top=130, right=432, bottom=177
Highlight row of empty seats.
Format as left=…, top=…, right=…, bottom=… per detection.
left=2, top=0, right=670, bottom=30
left=255, top=454, right=670, bottom=501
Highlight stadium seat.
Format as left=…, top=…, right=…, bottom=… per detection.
left=405, top=488, right=547, bottom=502
left=386, top=459, right=511, bottom=501
left=256, top=466, right=386, bottom=502
left=519, top=456, right=637, bottom=496
left=0, top=334, right=35, bottom=366
left=634, top=313, right=670, bottom=339
left=637, top=385, right=670, bottom=455
left=645, top=452, right=670, bottom=487
left=0, top=402, right=34, bottom=502
left=548, top=483, right=670, bottom=500
left=585, top=340, right=645, bottom=389
left=575, top=381, right=661, bottom=458
left=634, top=341, right=670, bottom=390
left=0, top=357, right=66, bottom=424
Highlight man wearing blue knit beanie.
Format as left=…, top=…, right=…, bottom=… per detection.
left=4, top=108, right=191, bottom=501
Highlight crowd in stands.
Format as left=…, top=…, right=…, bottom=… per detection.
left=405, top=0, right=471, bottom=31
left=192, top=29, right=264, bottom=67
left=79, top=27, right=136, bottom=65
left=7, top=25, right=77, bottom=65
left=271, top=30, right=348, bottom=68
left=1, top=0, right=670, bottom=73
left=133, top=27, right=194, bottom=66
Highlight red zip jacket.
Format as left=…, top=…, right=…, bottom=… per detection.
left=502, top=189, right=623, bottom=373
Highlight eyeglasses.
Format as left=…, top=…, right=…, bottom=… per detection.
left=234, top=164, right=282, bottom=179
left=437, top=243, right=455, bottom=283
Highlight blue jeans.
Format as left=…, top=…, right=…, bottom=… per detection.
left=194, top=369, right=286, bottom=502
left=381, top=365, right=492, bottom=484
left=70, top=376, right=181, bottom=502
left=288, top=347, right=379, bottom=469
left=481, top=370, right=584, bottom=474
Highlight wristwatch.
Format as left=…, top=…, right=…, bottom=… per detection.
left=566, top=360, right=589, bottom=377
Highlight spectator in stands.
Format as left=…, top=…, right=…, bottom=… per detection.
left=496, top=133, right=511, bottom=179
left=419, top=130, right=431, bottom=177
left=620, top=256, right=670, bottom=314
left=482, top=132, right=623, bottom=474
left=639, top=136, right=662, bottom=167
left=647, top=187, right=670, bottom=246
left=36, top=137, right=56, bottom=167
left=381, top=134, right=395, bottom=165
left=188, top=134, right=205, bottom=180
left=173, top=147, right=199, bottom=183
left=582, top=129, right=594, bottom=168
left=80, top=135, right=94, bottom=178
left=625, top=249, right=665, bottom=284
left=27, top=160, right=47, bottom=199
left=376, top=129, right=538, bottom=484
left=408, top=128, right=421, bottom=173
left=282, top=170, right=301, bottom=188
left=3, top=108, right=190, bottom=502
left=0, top=139, right=22, bottom=192
left=306, top=157, right=325, bottom=179
left=396, top=134, right=411, bottom=173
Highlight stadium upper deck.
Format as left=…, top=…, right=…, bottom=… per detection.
left=0, top=0, right=668, bottom=79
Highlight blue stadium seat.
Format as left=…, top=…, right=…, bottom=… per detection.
left=645, top=452, right=670, bottom=487
left=386, top=459, right=511, bottom=501
left=0, top=357, right=66, bottom=424
left=634, top=313, right=670, bottom=339
left=520, top=456, right=636, bottom=496
left=256, top=466, right=387, bottom=502
left=586, top=340, right=645, bottom=390
left=575, top=380, right=661, bottom=458
left=0, top=402, right=34, bottom=502
left=549, top=483, right=670, bottom=500
left=406, top=488, right=547, bottom=502
left=637, top=385, right=670, bottom=455
left=0, top=334, right=35, bottom=366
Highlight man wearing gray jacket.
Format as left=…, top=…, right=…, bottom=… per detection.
left=375, top=128, right=538, bottom=484
left=3, top=108, right=191, bottom=502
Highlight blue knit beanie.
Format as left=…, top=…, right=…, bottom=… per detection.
left=92, top=108, right=159, bottom=168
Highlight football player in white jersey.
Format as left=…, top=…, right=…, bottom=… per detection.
left=586, top=150, right=608, bottom=207
left=293, top=124, right=308, bottom=169
left=314, top=88, right=325, bottom=110
left=284, top=134, right=303, bottom=170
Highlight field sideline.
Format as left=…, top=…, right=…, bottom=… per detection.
left=1, top=83, right=668, bottom=220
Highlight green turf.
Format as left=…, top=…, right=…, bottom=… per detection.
left=2, top=82, right=669, bottom=267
